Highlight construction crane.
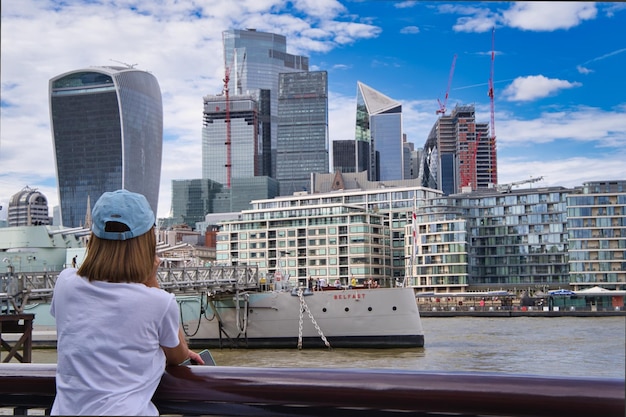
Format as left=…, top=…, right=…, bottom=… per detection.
left=223, top=61, right=232, bottom=188
left=488, top=27, right=498, bottom=185
left=222, top=45, right=246, bottom=188
left=436, top=54, right=457, bottom=115
left=496, top=177, right=544, bottom=193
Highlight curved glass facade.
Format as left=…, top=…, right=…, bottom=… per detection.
left=50, top=66, right=162, bottom=227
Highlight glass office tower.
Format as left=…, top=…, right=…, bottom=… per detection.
left=49, top=66, right=163, bottom=227
left=355, top=82, right=403, bottom=181
left=222, top=29, right=308, bottom=177
left=171, top=179, right=224, bottom=227
left=276, top=71, right=328, bottom=195
left=202, top=94, right=259, bottom=184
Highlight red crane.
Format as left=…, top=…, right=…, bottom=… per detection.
left=436, top=54, right=457, bottom=115
left=488, top=27, right=498, bottom=184
left=223, top=65, right=232, bottom=188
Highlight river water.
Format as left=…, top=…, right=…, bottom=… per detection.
left=29, top=316, right=625, bottom=379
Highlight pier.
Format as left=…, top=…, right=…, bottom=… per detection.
left=0, top=314, right=33, bottom=363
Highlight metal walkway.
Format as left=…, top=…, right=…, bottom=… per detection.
left=1, top=265, right=260, bottom=307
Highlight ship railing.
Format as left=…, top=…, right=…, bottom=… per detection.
left=0, top=363, right=623, bottom=417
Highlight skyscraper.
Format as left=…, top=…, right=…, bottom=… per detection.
left=276, top=71, right=328, bottom=195
left=8, top=186, right=50, bottom=226
left=222, top=29, right=309, bottom=177
left=49, top=66, right=163, bottom=227
left=202, top=94, right=259, bottom=184
left=355, top=82, right=403, bottom=181
left=171, top=179, right=223, bottom=227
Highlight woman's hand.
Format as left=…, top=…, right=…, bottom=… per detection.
left=187, top=349, right=205, bottom=365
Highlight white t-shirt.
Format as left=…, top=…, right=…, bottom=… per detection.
left=50, top=268, right=181, bottom=416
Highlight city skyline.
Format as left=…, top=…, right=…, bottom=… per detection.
left=1, top=1, right=625, bottom=219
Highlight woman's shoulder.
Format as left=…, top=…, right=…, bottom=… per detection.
left=56, top=267, right=82, bottom=284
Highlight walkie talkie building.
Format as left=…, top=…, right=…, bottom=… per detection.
left=49, top=66, right=163, bottom=227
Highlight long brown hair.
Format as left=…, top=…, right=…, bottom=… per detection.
left=78, top=227, right=156, bottom=284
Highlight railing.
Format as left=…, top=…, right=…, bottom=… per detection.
left=0, top=363, right=623, bottom=416
left=1, top=265, right=260, bottom=304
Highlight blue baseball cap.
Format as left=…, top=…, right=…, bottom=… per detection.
left=91, top=189, right=155, bottom=241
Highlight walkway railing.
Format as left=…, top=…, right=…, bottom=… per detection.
left=1, top=265, right=260, bottom=304
left=0, top=363, right=624, bottom=416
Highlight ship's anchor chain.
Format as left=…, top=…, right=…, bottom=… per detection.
left=297, top=288, right=331, bottom=350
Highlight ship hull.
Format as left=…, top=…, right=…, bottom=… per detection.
left=179, top=287, right=424, bottom=349
left=18, top=287, right=424, bottom=349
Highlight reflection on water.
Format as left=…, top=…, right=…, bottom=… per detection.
left=30, top=316, right=625, bottom=379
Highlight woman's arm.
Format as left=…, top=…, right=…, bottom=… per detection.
left=151, top=256, right=204, bottom=365
left=162, top=328, right=205, bottom=366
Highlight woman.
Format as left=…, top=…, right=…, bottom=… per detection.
left=50, top=189, right=203, bottom=416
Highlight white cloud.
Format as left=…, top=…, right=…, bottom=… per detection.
left=497, top=154, right=626, bottom=190
left=576, top=65, right=593, bottom=75
left=331, top=63, right=352, bottom=71
left=292, top=0, right=347, bottom=19
left=452, top=15, right=496, bottom=33
left=604, top=2, right=626, bottom=18
left=496, top=105, right=626, bottom=147
left=502, top=75, right=582, bottom=102
left=400, top=26, right=420, bottom=34
left=502, top=2, right=597, bottom=31
left=394, top=1, right=417, bottom=9
left=444, top=2, right=597, bottom=33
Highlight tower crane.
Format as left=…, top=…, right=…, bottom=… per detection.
left=488, top=27, right=498, bottom=185
left=223, top=56, right=232, bottom=188
left=436, top=54, right=457, bottom=115
left=496, top=177, right=544, bottom=193
left=223, top=45, right=246, bottom=188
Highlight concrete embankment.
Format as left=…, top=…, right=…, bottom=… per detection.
left=418, top=309, right=626, bottom=317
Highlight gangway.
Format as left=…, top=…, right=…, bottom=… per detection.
left=1, top=265, right=260, bottom=308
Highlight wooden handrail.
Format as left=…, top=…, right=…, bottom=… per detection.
left=0, top=363, right=624, bottom=416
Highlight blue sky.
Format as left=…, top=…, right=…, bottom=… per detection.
left=1, top=1, right=625, bottom=219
